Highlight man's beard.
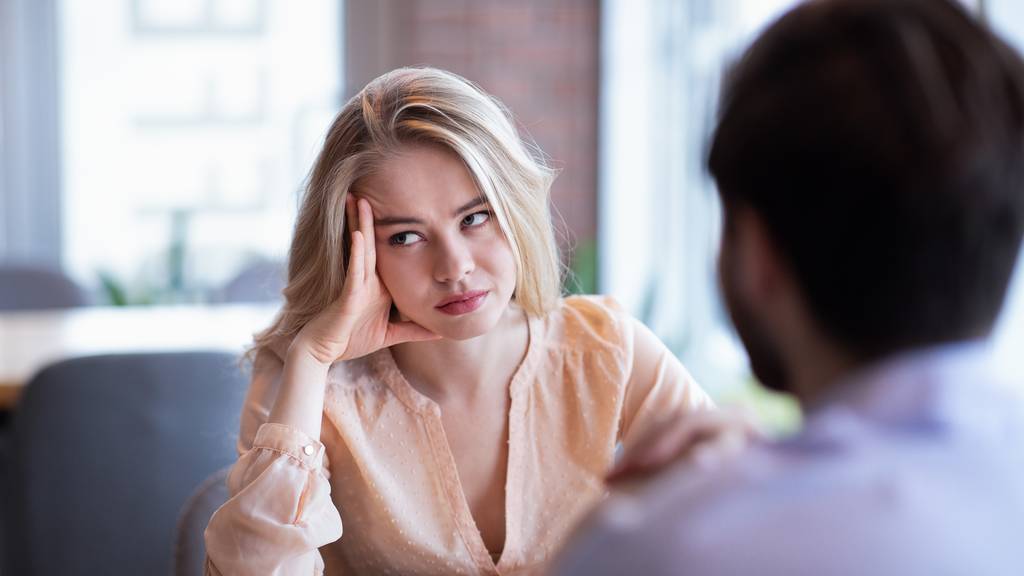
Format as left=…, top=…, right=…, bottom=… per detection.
left=720, top=255, right=791, bottom=394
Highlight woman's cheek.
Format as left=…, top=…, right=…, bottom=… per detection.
left=377, top=255, right=421, bottom=303
left=374, top=257, right=401, bottom=292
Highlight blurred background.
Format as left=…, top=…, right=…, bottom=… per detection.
left=2, top=0, right=1023, bottom=422
left=2, top=1, right=1024, bottom=574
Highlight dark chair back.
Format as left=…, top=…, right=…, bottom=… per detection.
left=4, top=352, right=248, bottom=576
left=0, top=264, right=90, bottom=310
left=218, top=260, right=285, bottom=303
left=174, top=467, right=231, bottom=576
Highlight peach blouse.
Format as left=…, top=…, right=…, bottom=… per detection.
left=204, top=296, right=713, bottom=575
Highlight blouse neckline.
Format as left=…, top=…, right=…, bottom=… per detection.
left=369, top=311, right=544, bottom=415
left=368, top=311, right=544, bottom=573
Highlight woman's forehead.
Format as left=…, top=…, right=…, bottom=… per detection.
left=356, top=144, right=483, bottom=214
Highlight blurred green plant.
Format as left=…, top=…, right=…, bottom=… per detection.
left=95, top=212, right=198, bottom=306
left=717, top=376, right=803, bottom=438
left=96, top=270, right=160, bottom=306
left=564, top=237, right=598, bottom=295
left=97, top=270, right=129, bottom=306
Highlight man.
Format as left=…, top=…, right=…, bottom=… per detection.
left=553, top=0, right=1024, bottom=574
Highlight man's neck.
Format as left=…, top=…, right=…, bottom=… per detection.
left=783, top=331, right=860, bottom=408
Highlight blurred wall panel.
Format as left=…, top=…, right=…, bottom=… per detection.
left=345, top=0, right=600, bottom=276
left=0, top=0, right=62, bottom=266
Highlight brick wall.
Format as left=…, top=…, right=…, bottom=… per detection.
left=346, top=0, right=600, bottom=283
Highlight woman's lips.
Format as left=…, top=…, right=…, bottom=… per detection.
left=435, top=290, right=489, bottom=315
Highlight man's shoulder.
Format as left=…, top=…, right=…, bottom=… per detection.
left=553, top=445, right=795, bottom=575
left=554, top=415, right=1024, bottom=575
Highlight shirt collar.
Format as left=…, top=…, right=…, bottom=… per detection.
left=802, top=339, right=1022, bottom=437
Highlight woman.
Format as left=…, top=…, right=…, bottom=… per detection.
left=205, top=67, right=713, bottom=575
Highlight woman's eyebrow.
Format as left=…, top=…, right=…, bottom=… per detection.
left=453, top=197, right=488, bottom=216
left=374, top=197, right=490, bottom=227
left=374, top=214, right=424, bottom=226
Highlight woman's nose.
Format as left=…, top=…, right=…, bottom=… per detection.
left=433, top=236, right=474, bottom=284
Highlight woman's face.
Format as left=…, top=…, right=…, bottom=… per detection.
left=355, top=143, right=518, bottom=340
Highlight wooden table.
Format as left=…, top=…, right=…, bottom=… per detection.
left=0, top=303, right=281, bottom=409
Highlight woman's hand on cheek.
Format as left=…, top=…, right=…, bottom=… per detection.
left=292, top=196, right=441, bottom=366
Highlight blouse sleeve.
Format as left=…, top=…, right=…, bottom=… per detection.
left=618, top=315, right=716, bottom=449
left=204, top=350, right=343, bottom=575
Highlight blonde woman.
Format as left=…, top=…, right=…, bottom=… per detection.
left=204, top=67, right=714, bottom=575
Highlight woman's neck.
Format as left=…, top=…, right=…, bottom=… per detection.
left=390, top=305, right=529, bottom=404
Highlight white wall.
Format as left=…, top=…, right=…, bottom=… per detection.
left=988, top=0, right=1024, bottom=373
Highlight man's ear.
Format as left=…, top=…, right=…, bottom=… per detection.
left=733, top=207, right=788, bottom=306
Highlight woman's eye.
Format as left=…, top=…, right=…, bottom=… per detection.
left=461, top=211, right=491, bottom=228
left=388, top=232, right=424, bottom=246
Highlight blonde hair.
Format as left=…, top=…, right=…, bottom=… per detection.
left=251, top=67, right=561, bottom=359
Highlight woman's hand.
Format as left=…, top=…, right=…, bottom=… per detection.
left=291, top=195, right=440, bottom=366
left=606, top=408, right=761, bottom=487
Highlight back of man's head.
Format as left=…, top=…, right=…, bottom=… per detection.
left=708, top=0, right=1024, bottom=361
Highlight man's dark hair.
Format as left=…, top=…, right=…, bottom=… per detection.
left=708, top=0, right=1024, bottom=360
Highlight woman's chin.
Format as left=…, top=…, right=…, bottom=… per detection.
left=424, top=307, right=507, bottom=341
left=427, top=317, right=499, bottom=341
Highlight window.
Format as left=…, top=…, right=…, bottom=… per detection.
left=600, top=0, right=802, bottom=428
left=987, top=0, right=1024, bottom=374
left=59, top=0, right=342, bottom=303
left=600, top=0, right=1024, bottom=425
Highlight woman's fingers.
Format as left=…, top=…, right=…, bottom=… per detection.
left=384, top=321, right=441, bottom=347
left=607, top=415, right=692, bottom=483
left=357, top=198, right=376, bottom=282
left=346, top=230, right=365, bottom=292
left=343, top=195, right=359, bottom=289
left=607, top=409, right=760, bottom=485
left=688, top=429, right=749, bottom=470
left=345, top=194, right=357, bottom=241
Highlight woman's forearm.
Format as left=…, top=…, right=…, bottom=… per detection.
left=267, top=338, right=331, bottom=440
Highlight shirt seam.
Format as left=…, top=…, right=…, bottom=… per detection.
left=251, top=444, right=321, bottom=471
left=292, top=469, right=313, bottom=525
left=423, top=416, right=496, bottom=573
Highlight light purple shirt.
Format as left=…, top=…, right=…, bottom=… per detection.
left=553, top=342, right=1024, bottom=576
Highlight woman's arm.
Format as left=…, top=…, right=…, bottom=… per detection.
left=618, top=317, right=715, bottom=446
left=204, top=351, right=341, bottom=575
left=614, top=318, right=757, bottom=484
left=205, top=197, right=439, bottom=574
left=268, top=343, right=332, bottom=440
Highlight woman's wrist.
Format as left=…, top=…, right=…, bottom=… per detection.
left=287, top=332, right=339, bottom=369
left=269, top=350, right=330, bottom=437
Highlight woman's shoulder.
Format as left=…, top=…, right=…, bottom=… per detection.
left=543, top=295, right=637, bottom=352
